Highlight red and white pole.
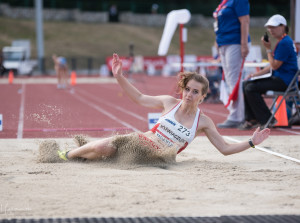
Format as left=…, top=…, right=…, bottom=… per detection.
left=179, top=24, right=188, bottom=72
left=179, top=24, right=184, bottom=72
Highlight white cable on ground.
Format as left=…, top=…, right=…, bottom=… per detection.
left=224, top=136, right=300, bottom=164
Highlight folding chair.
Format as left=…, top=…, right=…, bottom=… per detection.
left=264, top=70, right=300, bottom=129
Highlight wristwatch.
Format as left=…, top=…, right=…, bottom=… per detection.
left=248, top=139, right=255, bottom=148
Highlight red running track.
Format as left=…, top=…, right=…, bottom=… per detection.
left=0, top=75, right=299, bottom=139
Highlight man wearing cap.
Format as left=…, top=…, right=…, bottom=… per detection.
left=239, top=14, right=298, bottom=130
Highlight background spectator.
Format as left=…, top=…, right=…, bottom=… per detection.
left=109, top=4, right=119, bottom=22
left=239, top=14, right=298, bottom=130
left=213, top=0, right=251, bottom=128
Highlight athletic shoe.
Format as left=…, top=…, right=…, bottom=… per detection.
left=217, top=120, right=241, bottom=128
left=57, top=150, right=68, bottom=161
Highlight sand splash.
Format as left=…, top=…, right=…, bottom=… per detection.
left=111, top=133, right=177, bottom=167
left=30, top=104, right=63, bottom=126
left=37, top=133, right=176, bottom=168
left=73, top=134, right=89, bottom=147
left=37, top=135, right=89, bottom=163
left=37, top=139, right=62, bottom=163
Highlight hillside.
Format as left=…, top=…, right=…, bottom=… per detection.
left=0, top=17, right=265, bottom=65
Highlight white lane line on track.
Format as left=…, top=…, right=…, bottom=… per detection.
left=76, top=88, right=147, bottom=122
left=23, top=127, right=131, bottom=132
left=224, top=136, right=300, bottom=164
left=17, top=84, right=26, bottom=139
left=201, top=108, right=228, bottom=117
left=70, top=91, right=140, bottom=132
left=277, top=128, right=300, bottom=135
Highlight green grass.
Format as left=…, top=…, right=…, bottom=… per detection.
left=0, top=16, right=266, bottom=63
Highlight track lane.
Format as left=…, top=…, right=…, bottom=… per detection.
left=1, top=75, right=300, bottom=138
left=0, top=84, right=22, bottom=138
left=22, top=84, right=125, bottom=138
left=73, top=84, right=160, bottom=131
left=70, top=89, right=140, bottom=132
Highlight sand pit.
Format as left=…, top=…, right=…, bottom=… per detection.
left=0, top=135, right=300, bottom=219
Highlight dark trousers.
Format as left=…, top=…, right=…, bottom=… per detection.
left=243, top=76, right=287, bottom=124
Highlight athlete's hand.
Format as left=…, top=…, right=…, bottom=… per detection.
left=251, top=127, right=271, bottom=146
left=112, top=53, right=123, bottom=79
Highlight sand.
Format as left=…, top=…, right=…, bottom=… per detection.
left=0, top=135, right=300, bottom=219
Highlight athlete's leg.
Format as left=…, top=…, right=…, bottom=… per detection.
left=67, top=137, right=116, bottom=160
left=57, top=68, right=63, bottom=88
left=62, top=67, right=69, bottom=88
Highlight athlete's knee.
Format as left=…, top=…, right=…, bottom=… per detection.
left=91, top=139, right=116, bottom=157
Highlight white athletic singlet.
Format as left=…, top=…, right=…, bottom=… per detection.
left=151, top=101, right=201, bottom=154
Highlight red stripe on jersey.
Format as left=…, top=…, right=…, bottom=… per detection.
left=151, top=123, right=160, bottom=133
left=177, top=142, right=188, bottom=154
left=161, top=101, right=181, bottom=117
left=156, top=129, right=175, bottom=143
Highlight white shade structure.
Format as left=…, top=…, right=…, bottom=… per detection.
left=158, top=9, right=191, bottom=56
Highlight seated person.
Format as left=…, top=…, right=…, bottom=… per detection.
left=239, top=14, right=298, bottom=130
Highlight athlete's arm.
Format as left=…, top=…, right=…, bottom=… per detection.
left=112, top=53, right=176, bottom=109
left=198, top=115, right=270, bottom=155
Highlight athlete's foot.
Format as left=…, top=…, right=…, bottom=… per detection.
left=57, top=150, right=69, bottom=161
